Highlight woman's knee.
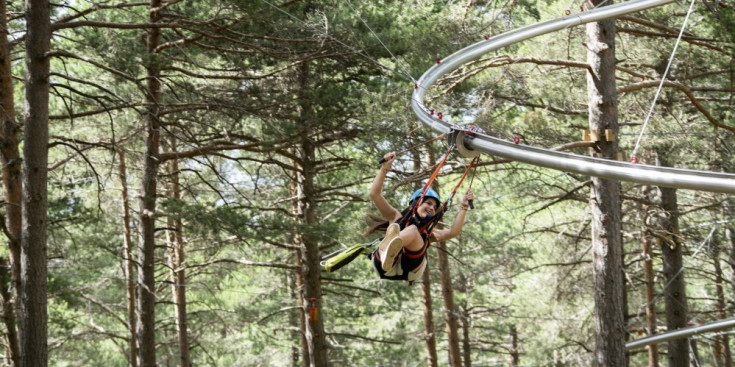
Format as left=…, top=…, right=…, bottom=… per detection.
left=399, top=226, right=423, bottom=251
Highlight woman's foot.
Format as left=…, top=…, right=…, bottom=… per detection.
left=378, top=223, right=402, bottom=271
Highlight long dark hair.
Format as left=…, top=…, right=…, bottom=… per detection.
left=364, top=204, right=447, bottom=237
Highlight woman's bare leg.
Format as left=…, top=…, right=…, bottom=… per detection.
left=399, top=225, right=424, bottom=252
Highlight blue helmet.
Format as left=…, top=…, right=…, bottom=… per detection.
left=409, top=188, right=441, bottom=206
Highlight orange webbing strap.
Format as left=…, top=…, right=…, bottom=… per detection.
left=406, top=144, right=455, bottom=226
left=408, top=155, right=480, bottom=259
left=436, top=155, right=479, bottom=216
left=403, top=239, right=429, bottom=259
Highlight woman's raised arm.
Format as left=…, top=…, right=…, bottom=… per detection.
left=369, top=152, right=402, bottom=222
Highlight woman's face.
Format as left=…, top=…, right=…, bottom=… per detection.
left=417, top=198, right=439, bottom=217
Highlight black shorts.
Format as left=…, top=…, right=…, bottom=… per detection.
left=373, top=246, right=426, bottom=281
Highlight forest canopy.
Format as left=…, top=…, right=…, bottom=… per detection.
left=0, top=0, right=734, bottom=366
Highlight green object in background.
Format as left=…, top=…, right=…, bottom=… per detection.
left=322, top=240, right=379, bottom=272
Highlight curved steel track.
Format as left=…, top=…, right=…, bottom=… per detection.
left=411, top=0, right=735, bottom=194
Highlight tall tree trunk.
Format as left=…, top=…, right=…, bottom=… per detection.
left=421, top=259, right=439, bottom=367
left=0, top=0, right=21, bottom=363
left=165, top=136, right=190, bottom=367
left=585, top=1, right=626, bottom=365
left=655, top=152, right=688, bottom=367
left=418, top=150, right=439, bottom=367
left=295, top=61, right=329, bottom=367
left=460, top=305, right=471, bottom=367
left=117, top=149, right=138, bottom=367
left=727, top=199, right=735, bottom=325
left=428, top=148, right=461, bottom=367
left=287, top=271, right=302, bottom=367
left=724, top=196, right=735, bottom=367
left=21, top=0, right=51, bottom=365
left=712, top=237, right=732, bottom=367
left=137, top=0, right=163, bottom=365
left=0, top=258, right=18, bottom=366
left=455, top=253, right=472, bottom=367
left=436, top=240, right=462, bottom=367
left=689, top=338, right=700, bottom=366
left=509, top=324, right=519, bottom=367
left=716, top=136, right=734, bottom=367
left=641, top=186, right=659, bottom=367
left=290, top=181, right=310, bottom=367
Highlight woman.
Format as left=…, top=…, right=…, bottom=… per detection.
left=368, top=151, right=474, bottom=282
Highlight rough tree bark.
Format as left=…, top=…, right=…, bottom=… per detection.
left=725, top=197, right=735, bottom=367
left=295, top=61, right=329, bottom=367
left=419, top=151, right=439, bottom=367
left=136, top=0, right=163, bottom=365
left=585, top=1, right=626, bottom=365
left=436, top=240, right=462, bottom=367
left=641, top=186, right=659, bottom=367
left=412, top=150, right=439, bottom=367
left=460, top=305, right=471, bottom=367
left=430, top=148, right=462, bottom=367
left=654, top=152, right=688, bottom=367
left=0, top=0, right=21, bottom=363
left=290, top=182, right=310, bottom=367
left=712, top=236, right=732, bottom=367
left=422, top=254, right=439, bottom=367
left=287, top=271, right=303, bottom=367
left=509, top=324, right=519, bottom=367
left=455, top=258, right=472, bottom=367
left=117, top=149, right=138, bottom=367
left=21, top=0, right=51, bottom=365
left=165, top=135, right=191, bottom=367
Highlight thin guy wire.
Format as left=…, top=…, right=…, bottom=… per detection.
left=257, top=0, right=407, bottom=81
left=630, top=0, right=698, bottom=159
left=343, top=0, right=416, bottom=83
left=635, top=224, right=714, bottom=316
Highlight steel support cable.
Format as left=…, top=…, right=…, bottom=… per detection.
left=411, top=0, right=735, bottom=194
left=630, top=0, right=698, bottom=161
left=411, top=0, right=735, bottom=351
left=626, top=317, right=735, bottom=350
left=258, top=0, right=408, bottom=81
left=343, top=0, right=416, bottom=83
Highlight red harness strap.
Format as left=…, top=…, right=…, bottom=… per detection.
left=403, top=156, right=479, bottom=260
left=406, top=144, right=454, bottom=226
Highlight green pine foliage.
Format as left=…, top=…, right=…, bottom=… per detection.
left=3, top=0, right=734, bottom=365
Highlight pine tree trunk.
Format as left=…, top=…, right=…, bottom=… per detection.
left=290, top=181, right=310, bottom=367
left=287, top=271, right=302, bottom=367
left=296, top=248, right=310, bottom=367
left=117, top=149, right=138, bottom=367
left=295, top=61, right=329, bottom=367
left=689, top=338, right=700, bottom=366
left=21, top=0, right=51, bottom=365
left=0, top=0, right=21, bottom=363
left=728, top=198, right=735, bottom=319
left=421, top=259, right=439, bottom=367
left=165, top=136, right=190, bottom=367
left=585, top=1, right=626, bottom=365
left=137, top=1, right=163, bottom=365
left=0, top=257, right=18, bottom=366
left=713, top=239, right=732, bottom=367
left=509, top=324, right=519, bottom=367
left=455, top=244, right=472, bottom=367
left=436, top=240, right=462, bottom=367
left=418, top=151, right=439, bottom=367
left=460, top=306, right=471, bottom=367
left=641, top=186, right=659, bottom=367
left=724, top=199, right=735, bottom=367
left=655, top=152, right=688, bottom=367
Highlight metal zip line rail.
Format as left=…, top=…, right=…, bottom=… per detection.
left=626, top=317, right=735, bottom=350
left=411, top=0, right=735, bottom=194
